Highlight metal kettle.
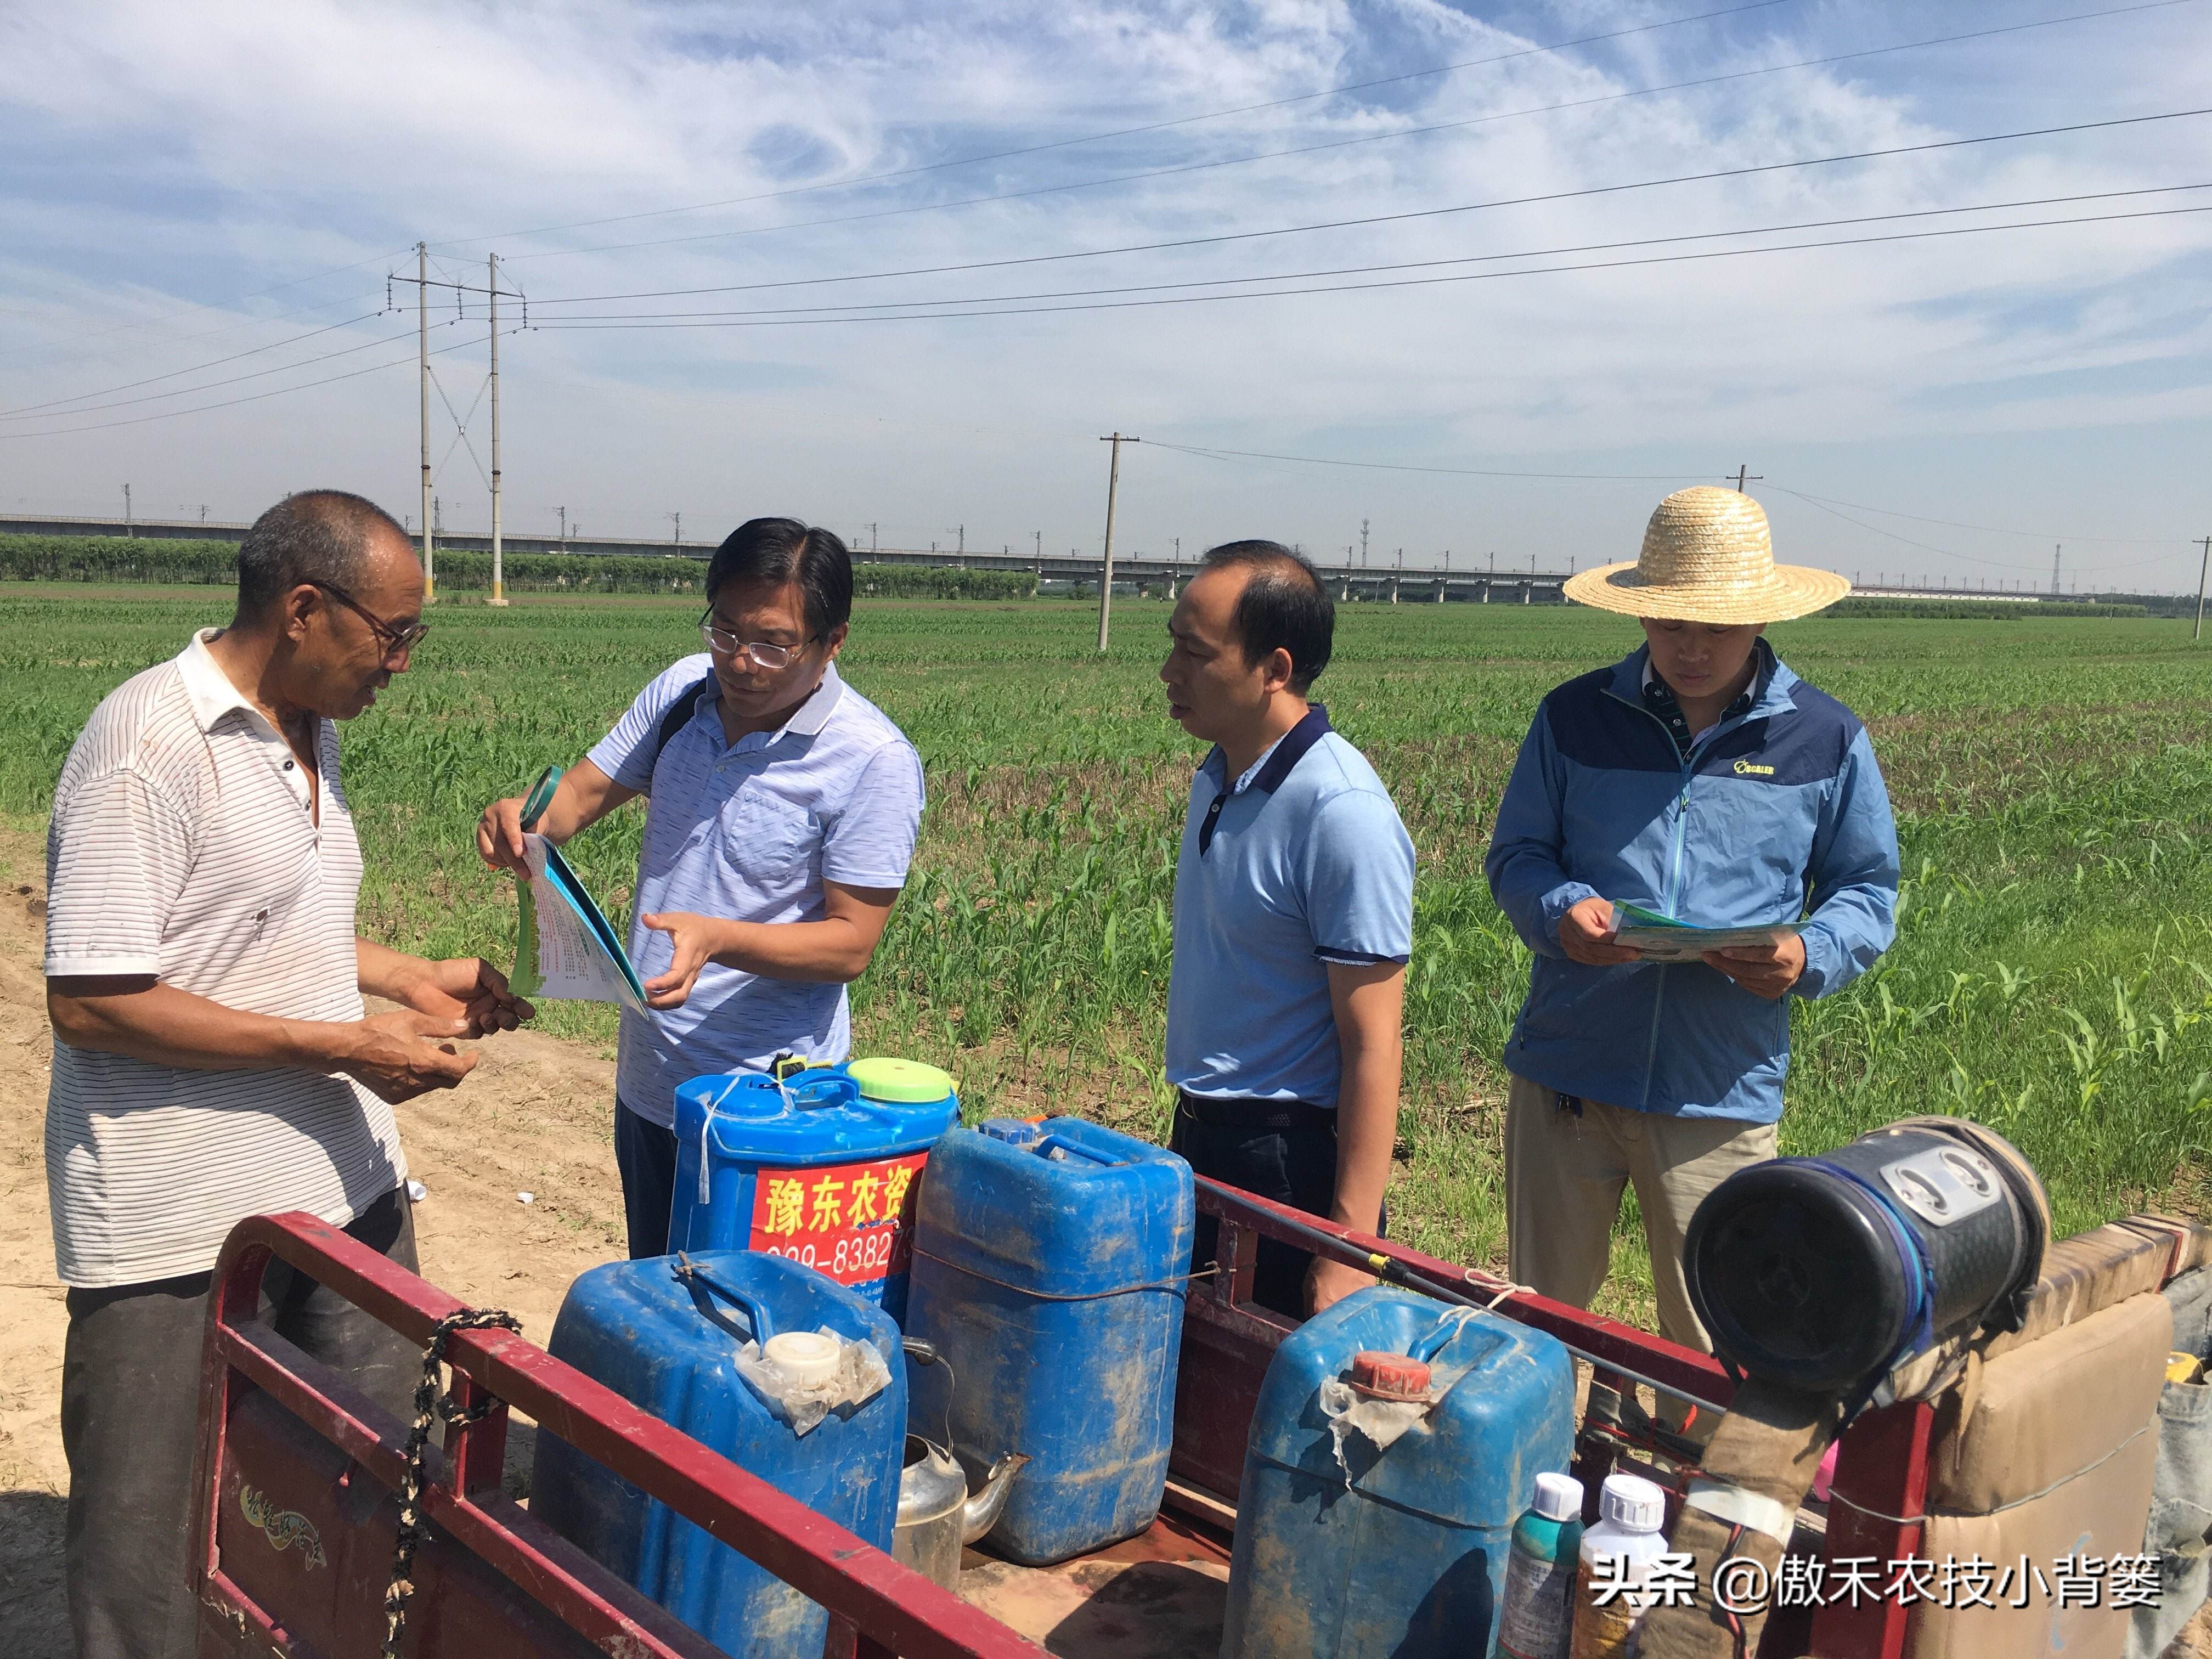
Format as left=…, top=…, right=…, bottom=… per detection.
left=893, top=1437, right=1028, bottom=1588
left=893, top=1338, right=1027, bottom=1588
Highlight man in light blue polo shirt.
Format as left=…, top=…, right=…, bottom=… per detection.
left=478, top=517, right=924, bottom=1256
left=1161, top=541, right=1415, bottom=1317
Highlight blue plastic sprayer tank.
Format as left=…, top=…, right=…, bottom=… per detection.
left=901, top=1117, right=1195, bottom=1565
left=530, top=1249, right=906, bottom=1658
left=1222, top=1285, right=1576, bottom=1659
left=668, top=1058, right=958, bottom=1322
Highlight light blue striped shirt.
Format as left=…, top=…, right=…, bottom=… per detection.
left=589, top=657, right=925, bottom=1127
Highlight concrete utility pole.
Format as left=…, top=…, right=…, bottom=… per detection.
left=1360, top=518, right=1370, bottom=568
left=2052, top=544, right=2062, bottom=597
left=558, top=505, right=567, bottom=540
left=417, top=243, right=434, bottom=600
left=1096, top=432, right=1138, bottom=652
left=199, top=504, right=207, bottom=524
left=870, top=523, right=879, bottom=556
left=488, top=252, right=507, bottom=606
left=123, top=483, right=131, bottom=534
left=1729, top=464, right=1763, bottom=493
left=670, top=512, right=681, bottom=554
left=2194, top=535, right=2210, bottom=641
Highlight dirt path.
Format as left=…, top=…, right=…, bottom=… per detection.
left=0, top=838, right=632, bottom=1653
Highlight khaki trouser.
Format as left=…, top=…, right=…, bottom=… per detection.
left=1504, top=1072, right=1777, bottom=1353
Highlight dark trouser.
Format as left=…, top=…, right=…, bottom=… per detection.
left=1169, top=1092, right=1385, bottom=1319
left=63, top=1187, right=421, bottom=1659
left=616, top=1098, right=680, bottom=1260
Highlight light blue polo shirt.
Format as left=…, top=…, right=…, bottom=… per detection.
left=1165, top=707, right=1415, bottom=1107
left=588, top=656, right=925, bottom=1127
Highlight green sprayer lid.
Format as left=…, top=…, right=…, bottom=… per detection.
left=848, top=1057, right=956, bottom=1104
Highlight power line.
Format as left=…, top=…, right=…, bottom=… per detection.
left=1148, top=441, right=1702, bottom=482
left=0, top=249, right=410, bottom=374
left=500, top=4, right=2205, bottom=267
left=0, top=283, right=394, bottom=377
left=531, top=201, right=2212, bottom=331
left=529, top=184, right=2212, bottom=323
left=0, top=323, right=432, bottom=422
left=1771, top=487, right=2193, bottom=573
left=0, top=311, right=389, bottom=418
left=1149, top=447, right=2196, bottom=574
left=524, top=105, right=2212, bottom=305
left=1760, top=485, right=2188, bottom=545
left=0, top=330, right=507, bottom=442
left=435, top=0, right=1805, bottom=252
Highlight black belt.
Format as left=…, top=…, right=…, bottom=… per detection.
left=1175, top=1091, right=1335, bottom=1132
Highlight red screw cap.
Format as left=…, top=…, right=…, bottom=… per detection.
left=1349, top=1351, right=1431, bottom=1401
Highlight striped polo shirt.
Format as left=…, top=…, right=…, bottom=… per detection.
left=589, top=656, right=926, bottom=1128
left=43, top=629, right=404, bottom=1288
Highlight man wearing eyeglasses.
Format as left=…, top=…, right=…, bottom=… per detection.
left=477, top=517, right=924, bottom=1258
left=44, top=489, right=532, bottom=1658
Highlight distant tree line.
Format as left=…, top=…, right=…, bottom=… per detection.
left=0, top=535, right=1037, bottom=600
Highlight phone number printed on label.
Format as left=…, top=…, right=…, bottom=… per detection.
left=749, top=1153, right=927, bottom=1286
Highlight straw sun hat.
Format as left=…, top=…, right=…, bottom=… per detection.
left=1562, top=486, right=1851, bottom=624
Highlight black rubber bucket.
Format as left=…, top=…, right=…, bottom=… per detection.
left=1683, top=1119, right=2047, bottom=1395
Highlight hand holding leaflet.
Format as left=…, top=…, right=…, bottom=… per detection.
left=1607, top=901, right=1801, bottom=966
left=508, top=765, right=651, bottom=1015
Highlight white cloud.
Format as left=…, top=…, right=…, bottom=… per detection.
left=2, top=0, right=2209, bottom=585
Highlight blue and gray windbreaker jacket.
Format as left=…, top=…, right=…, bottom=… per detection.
left=1485, top=644, right=1899, bottom=1123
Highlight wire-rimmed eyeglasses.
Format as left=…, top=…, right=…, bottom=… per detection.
left=309, top=580, right=429, bottom=659
left=698, top=613, right=816, bottom=669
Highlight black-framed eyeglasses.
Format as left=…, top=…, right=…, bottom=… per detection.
left=310, top=580, right=430, bottom=659
left=698, top=611, right=817, bottom=669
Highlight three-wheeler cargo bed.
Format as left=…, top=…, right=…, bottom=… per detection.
left=190, top=1184, right=1940, bottom=1659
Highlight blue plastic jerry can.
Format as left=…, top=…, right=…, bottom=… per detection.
left=530, top=1249, right=907, bottom=1659
left=1222, top=1286, right=1576, bottom=1659
left=667, top=1058, right=959, bottom=1323
left=901, top=1117, right=1195, bottom=1565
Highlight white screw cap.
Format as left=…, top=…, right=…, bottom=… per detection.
left=764, top=1330, right=842, bottom=1387
left=1600, top=1472, right=1667, bottom=1532
left=1532, top=1471, right=1584, bottom=1521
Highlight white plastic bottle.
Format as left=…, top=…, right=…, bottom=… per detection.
left=1498, top=1471, right=1585, bottom=1659
left=1568, top=1472, right=1669, bottom=1659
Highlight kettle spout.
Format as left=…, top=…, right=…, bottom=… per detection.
left=960, top=1453, right=1030, bottom=1545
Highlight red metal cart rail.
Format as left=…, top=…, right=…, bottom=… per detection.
left=192, top=1194, right=1935, bottom=1658
left=1171, top=1177, right=1932, bottom=1659
left=190, top=1212, right=1044, bottom=1659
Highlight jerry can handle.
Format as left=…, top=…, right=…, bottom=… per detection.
left=1407, top=1306, right=1481, bottom=1365
left=673, top=1252, right=777, bottom=1344
left=1032, top=1133, right=1130, bottom=1167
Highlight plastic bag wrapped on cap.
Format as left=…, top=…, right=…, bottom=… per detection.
left=1683, top=1117, right=2048, bottom=1399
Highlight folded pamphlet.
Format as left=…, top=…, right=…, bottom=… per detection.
left=511, top=832, right=651, bottom=1014
left=1608, top=901, right=1801, bottom=964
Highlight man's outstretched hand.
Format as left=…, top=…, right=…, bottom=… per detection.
left=401, top=956, right=535, bottom=1036
left=337, top=1010, right=480, bottom=1104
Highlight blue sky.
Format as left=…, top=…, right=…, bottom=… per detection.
left=3, top=0, right=2210, bottom=590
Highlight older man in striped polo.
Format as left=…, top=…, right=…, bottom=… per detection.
left=44, top=490, right=531, bottom=1658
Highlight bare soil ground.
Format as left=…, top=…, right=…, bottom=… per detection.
left=0, top=834, right=631, bottom=1654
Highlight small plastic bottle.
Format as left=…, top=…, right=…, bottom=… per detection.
left=1498, top=1471, right=1585, bottom=1659
left=1568, top=1472, right=1669, bottom=1659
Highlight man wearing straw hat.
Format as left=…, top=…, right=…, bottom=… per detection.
left=1486, top=486, right=1899, bottom=1360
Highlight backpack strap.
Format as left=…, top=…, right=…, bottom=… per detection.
left=644, top=673, right=718, bottom=783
